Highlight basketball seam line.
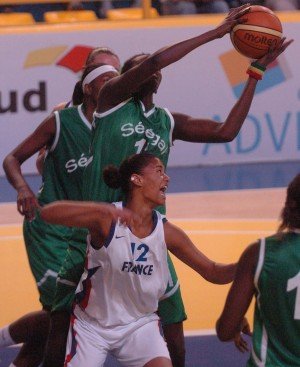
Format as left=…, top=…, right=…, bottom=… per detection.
left=233, top=25, right=282, bottom=38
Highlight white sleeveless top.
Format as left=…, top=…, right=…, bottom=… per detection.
left=74, top=202, right=170, bottom=328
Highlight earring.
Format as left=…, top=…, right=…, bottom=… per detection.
left=130, top=176, right=135, bottom=182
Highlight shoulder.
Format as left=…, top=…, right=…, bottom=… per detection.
left=51, top=101, right=68, bottom=112
left=95, top=98, right=134, bottom=119
left=237, top=241, right=260, bottom=276
left=163, top=220, right=186, bottom=246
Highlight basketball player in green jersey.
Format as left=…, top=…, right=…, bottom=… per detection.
left=216, top=173, right=300, bottom=366
left=2, top=49, right=120, bottom=367
left=82, top=7, right=292, bottom=366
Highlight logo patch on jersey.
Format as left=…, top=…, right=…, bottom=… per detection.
left=121, top=242, right=153, bottom=275
left=121, top=121, right=168, bottom=155
left=65, top=153, right=90, bottom=173
left=122, top=261, right=153, bottom=275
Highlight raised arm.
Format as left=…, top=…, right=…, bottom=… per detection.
left=172, top=37, right=293, bottom=143
left=40, top=201, right=135, bottom=249
left=2, top=115, right=56, bottom=220
left=98, top=5, right=251, bottom=112
left=216, top=242, right=259, bottom=341
left=164, top=221, right=236, bottom=284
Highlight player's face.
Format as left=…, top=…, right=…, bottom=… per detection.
left=89, top=70, right=119, bottom=104
left=140, top=158, right=169, bottom=206
left=131, top=55, right=162, bottom=95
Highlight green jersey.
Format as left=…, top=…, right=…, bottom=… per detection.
left=83, top=98, right=174, bottom=203
left=58, top=100, right=186, bottom=324
left=23, top=105, right=92, bottom=308
left=39, top=105, right=92, bottom=205
left=248, top=232, right=300, bottom=367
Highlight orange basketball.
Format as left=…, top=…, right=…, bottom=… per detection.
left=230, top=5, right=282, bottom=59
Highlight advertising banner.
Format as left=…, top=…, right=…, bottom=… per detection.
left=0, top=19, right=299, bottom=175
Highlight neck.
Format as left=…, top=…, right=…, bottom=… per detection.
left=82, top=101, right=97, bottom=123
left=140, top=95, right=154, bottom=112
left=126, top=196, right=156, bottom=237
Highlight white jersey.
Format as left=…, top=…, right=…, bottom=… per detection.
left=74, top=203, right=170, bottom=328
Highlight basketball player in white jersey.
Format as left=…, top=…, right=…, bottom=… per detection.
left=41, top=152, right=236, bottom=367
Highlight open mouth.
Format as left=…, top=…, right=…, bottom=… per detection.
left=160, top=185, right=168, bottom=196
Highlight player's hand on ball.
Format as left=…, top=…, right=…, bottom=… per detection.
left=258, top=37, right=294, bottom=68
left=215, top=3, right=250, bottom=38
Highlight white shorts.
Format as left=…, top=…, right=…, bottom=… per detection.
left=65, top=309, right=170, bottom=367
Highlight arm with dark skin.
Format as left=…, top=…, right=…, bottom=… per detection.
left=98, top=5, right=251, bottom=112
left=164, top=221, right=236, bottom=284
left=40, top=200, right=135, bottom=249
left=2, top=115, right=56, bottom=220
left=216, top=242, right=259, bottom=348
left=35, top=102, right=69, bottom=176
left=172, top=37, right=293, bottom=143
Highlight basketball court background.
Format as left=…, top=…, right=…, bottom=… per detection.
left=0, top=10, right=299, bottom=367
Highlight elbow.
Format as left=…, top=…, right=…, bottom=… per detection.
left=3, top=154, right=12, bottom=172
left=215, top=124, right=238, bottom=143
left=217, top=131, right=236, bottom=143
left=206, top=262, right=235, bottom=285
left=40, top=206, right=49, bottom=223
left=3, top=153, right=21, bottom=174
left=217, top=330, right=233, bottom=342
left=40, top=203, right=56, bottom=224
left=223, top=134, right=235, bottom=143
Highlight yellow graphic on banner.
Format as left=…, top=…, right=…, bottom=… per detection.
left=24, top=46, right=68, bottom=68
left=219, top=49, right=249, bottom=85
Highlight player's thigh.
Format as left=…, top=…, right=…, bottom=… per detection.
left=65, top=315, right=108, bottom=367
left=116, top=320, right=170, bottom=367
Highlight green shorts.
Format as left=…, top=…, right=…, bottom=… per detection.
left=52, top=228, right=87, bottom=312
left=158, top=252, right=187, bottom=325
left=23, top=211, right=72, bottom=309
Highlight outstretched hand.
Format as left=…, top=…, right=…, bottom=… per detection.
left=257, top=37, right=294, bottom=68
left=216, top=4, right=251, bottom=38
left=17, top=185, right=40, bottom=221
left=233, top=317, right=252, bottom=353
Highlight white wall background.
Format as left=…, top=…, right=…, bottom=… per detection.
left=0, top=19, right=299, bottom=175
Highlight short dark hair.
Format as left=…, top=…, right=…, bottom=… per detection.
left=278, top=173, right=300, bottom=232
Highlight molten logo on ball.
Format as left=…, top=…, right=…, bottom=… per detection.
left=244, top=33, right=279, bottom=46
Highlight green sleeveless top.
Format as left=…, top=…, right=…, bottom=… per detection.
left=83, top=98, right=174, bottom=206
left=38, top=105, right=92, bottom=205
left=248, top=232, right=300, bottom=367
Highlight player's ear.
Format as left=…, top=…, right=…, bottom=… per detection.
left=130, top=174, right=143, bottom=187
left=83, top=83, right=92, bottom=96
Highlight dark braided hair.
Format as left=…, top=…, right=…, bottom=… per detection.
left=103, top=153, right=156, bottom=198
left=278, top=173, right=300, bottom=233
